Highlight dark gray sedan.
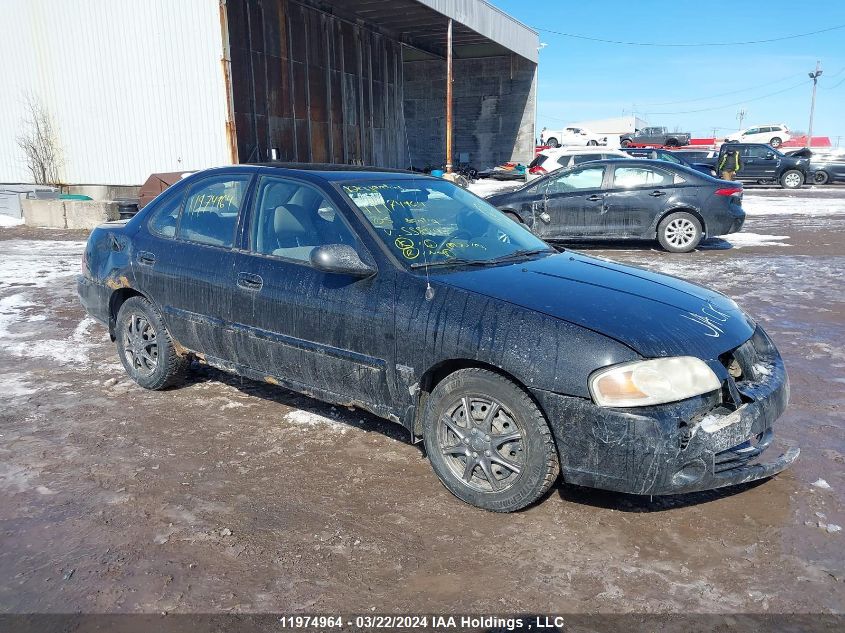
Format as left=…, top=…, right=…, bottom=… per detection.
left=486, top=159, right=745, bottom=252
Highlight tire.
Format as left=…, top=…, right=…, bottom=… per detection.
left=502, top=210, right=525, bottom=226
left=657, top=211, right=703, bottom=253
left=770, top=137, right=782, bottom=148
left=115, top=296, right=188, bottom=390
left=665, top=138, right=680, bottom=147
left=422, top=368, right=559, bottom=512
left=813, top=170, right=830, bottom=185
left=546, top=137, right=559, bottom=148
left=587, top=140, right=598, bottom=146
left=621, top=138, right=633, bottom=147
left=780, top=169, right=804, bottom=189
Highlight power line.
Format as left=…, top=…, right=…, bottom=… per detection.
left=533, top=23, right=845, bottom=47
left=823, top=75, right=845, bottom=90
left=646, top=79, right=809, bottom=115
left=639, top=72, right=805, bottom=106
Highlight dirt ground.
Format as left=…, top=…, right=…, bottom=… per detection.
left=0, top=187, right=843, bottom=617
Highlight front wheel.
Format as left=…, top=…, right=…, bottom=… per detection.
left=657, top=211, right=702, bottom=253
left=770, top=137, right=782, bottom=148
left=116, top=296, right=188, bottom=390
left=587, top=140, right=598, bottom=146
left=780, top=169, right=804, bottom=189
left=665, top=138, right=680, bottom=147
left=422, top=368, right=559, bottom=512
left=621, top=138, right=633, bottom=147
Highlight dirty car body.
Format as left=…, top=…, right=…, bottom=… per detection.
left=78, top=165, right=797, bottom=509
left=486, top=159, right=745, bottom=252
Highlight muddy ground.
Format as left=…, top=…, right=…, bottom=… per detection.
left=0, top=188, right=843, bottom=617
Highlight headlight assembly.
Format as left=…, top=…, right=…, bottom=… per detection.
left=589, top=357, right=721, bottom=408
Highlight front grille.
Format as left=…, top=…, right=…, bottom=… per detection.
left=714, top=429, right=773, bottom=474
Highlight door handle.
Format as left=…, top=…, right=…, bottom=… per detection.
left=649, top=190, right=666, bottom=197
left=137, top=251, right=156, bottom=266
left=586, top=194, right=604, bottom=201
left=237, top=272, right=263, bottom=291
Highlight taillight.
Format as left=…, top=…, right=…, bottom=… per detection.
left=529, top=165, right=547, bottom=175
left=715, top=187, right=742, bottom=196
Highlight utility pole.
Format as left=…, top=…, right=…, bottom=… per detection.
left=736, top=109, right=747, bottom=130
left=808, top=61, right=823, bottom=147
left=445, top=18, right=453, bottom=172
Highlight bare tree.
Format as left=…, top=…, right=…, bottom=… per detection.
left=16, top=94, right=63, bottom=185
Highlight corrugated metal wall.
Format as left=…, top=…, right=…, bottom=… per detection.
left=0, top=0, right=231, bottom=185
left=228, top=0, right=408, bottom=167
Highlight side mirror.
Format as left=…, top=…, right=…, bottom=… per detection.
left=310, top=244, right=375, bottom=278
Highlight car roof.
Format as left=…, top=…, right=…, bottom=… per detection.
left=540, top=147, right=626, bottom=157
left=231, top=162, right=432, bottom=182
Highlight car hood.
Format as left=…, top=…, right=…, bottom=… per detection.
left=434, top=252, right=755, bottom=359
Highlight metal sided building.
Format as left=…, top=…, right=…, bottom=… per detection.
left=0, top=0, right=538, bottom=186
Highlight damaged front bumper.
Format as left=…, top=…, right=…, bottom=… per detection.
left=533, top=327, right=799, bottom=496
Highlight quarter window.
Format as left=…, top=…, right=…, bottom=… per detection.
left=179, top=176, right=250, bottom=248
left=547, top=166, right=605, bottom=193
left=148, top=189, right=184, bottom=238
left=250, top=177, right=358, bottom=262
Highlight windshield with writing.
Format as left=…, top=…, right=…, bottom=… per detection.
left=342, top=179, right=551, bottom=267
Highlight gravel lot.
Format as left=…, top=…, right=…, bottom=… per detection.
left=0, top=186, right=843, bottom=616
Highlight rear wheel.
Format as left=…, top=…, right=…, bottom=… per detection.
left=116, top=296, right=188, bottom=390
left=422, top=369, right=559, bottom=512
left=770, top=137, right=782, bottom=148
left=813, top=170, right=830, bottom=185
left=546, top=137, right=560, bottom=148
left=780, top=169, right=804, bottom=189
left=587, top=140, right=598, bottom=146
left=621, top=138, right=633, bottom=147
left=657, top=211, right=702, bottom=253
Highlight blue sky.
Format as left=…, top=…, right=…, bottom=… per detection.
left=489, top=0, right=845, bottom=143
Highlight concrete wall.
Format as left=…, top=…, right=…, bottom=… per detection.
left=23, top=199, right=119, bottom=230
left=404, top=55, right=536, bottom=169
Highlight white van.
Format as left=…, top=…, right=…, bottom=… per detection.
left=725, top=124, right=791, bottom=147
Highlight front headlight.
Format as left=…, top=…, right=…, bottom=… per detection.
left=589, top=357, right=721, bottom=407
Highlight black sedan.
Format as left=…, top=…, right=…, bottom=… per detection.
left=809, top=152, right=845, bottom=185
left=78, top=165, right=796, bottom=512
left=621, top=147, right=714, bottom=176
left=486, top=159, right=745, bottom=252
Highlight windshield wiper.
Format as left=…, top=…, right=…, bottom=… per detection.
left=486, top=248, right=555, bottom=264
left=409, top=258, right=486, bottom=269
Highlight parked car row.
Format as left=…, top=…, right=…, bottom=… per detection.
left=79, top=163, right=797, bottom=512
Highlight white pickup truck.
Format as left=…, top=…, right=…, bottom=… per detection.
left=540, top=126, right=606, bottom=148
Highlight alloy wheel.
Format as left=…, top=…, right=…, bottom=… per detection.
left=664, top=217, right=697, bottom=249
left=437, top=395, right=526, bottom=493
left=783, top=172, right=802, bottom=188
left=122, top=313, right=159, bottom=377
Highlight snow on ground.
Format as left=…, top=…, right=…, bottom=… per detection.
left=742, top=195, right=845, bottom=216
left=0, top=240, right=100, bottom=370
left=715, top=233, right=791, bottom=248
left=0, top=215, right=24, bottom=227
left=0, top=240, right=86, bottom=289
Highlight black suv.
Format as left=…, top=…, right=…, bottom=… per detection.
left=717, top=143, right=810, bottom=189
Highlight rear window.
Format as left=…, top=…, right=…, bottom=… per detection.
left=528, top=155, right=548, bottom=169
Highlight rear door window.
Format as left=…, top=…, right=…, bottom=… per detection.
left=571, top=154, right=603, bottom=165
left=178, top=176, right=251, bottom=248
left=547, top=166, right=606, bottom=193
left=612, top=166, right=678, bottom=188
